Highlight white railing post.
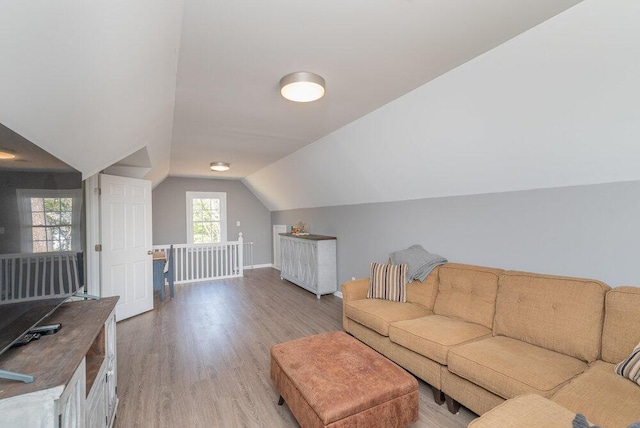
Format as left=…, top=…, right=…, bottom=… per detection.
left=237, top=233, right=244, bottom=277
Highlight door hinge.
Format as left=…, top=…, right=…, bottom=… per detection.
left=94, top=187, right=101, bottom=196
left=95, top=244, right=102, bottom=252
left=58, top=414, right=62, bottom=427
left=106, top=415, right=108, bottom=426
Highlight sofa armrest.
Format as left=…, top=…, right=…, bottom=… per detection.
left=342, top=278, right=370, bottom=303
left=341, top=278, right=370, bottom=331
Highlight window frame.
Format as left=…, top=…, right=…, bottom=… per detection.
left=16, top=188, right=83, bottom=253
left=186, top=191, right=227, bottom=244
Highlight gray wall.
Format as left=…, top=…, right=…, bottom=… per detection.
left=272, top=181, right=640, bottom=288
left=152, top=177, right=272, bottom=265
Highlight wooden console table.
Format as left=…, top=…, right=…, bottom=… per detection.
left=0, top=297, right=119, bottom=427
left=279, top=234, right=337, bottom=299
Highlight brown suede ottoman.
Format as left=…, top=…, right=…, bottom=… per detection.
left=270, top=331, right=419, bottom=428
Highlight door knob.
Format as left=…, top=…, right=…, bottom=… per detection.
left=147, top=250, right=154, bottom=255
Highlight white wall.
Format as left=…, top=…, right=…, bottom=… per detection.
left=0, top=0, right=185, bottom=184
left=245, top=0, right=640, bottom=211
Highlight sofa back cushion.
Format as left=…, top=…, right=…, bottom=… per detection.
left=602, top=286, right=640, bottom=364
left=433, top=263, right=503, bottom=328
left=494, top=271, right=609, bottom=362
left=406, top=265, right=440, bottom=310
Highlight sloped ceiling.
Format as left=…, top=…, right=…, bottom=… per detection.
left=245, top=0, right=640, bottom=211
left=170, top=0, right=582, bottom=179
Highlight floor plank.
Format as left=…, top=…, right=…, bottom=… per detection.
left=114, top=268, right=476, bottom=427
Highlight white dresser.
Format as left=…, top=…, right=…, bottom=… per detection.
left=279, top=234, right=337, bottom=299
left=0, top=297, right=119, bottom=428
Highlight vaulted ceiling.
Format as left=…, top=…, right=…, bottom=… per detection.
left=170, top=0, right=583, bottom=178
left=2, top=1, right=639, bottom=212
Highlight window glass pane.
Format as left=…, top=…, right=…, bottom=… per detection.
left=60, top=198, right=73, bottom=211
left=32, top=212, right=46, bottom=226
left=33, top=241, right=47, bottom=252
left=31, top=198, right=44, bottom=212
left=44, top=198, right=61, bottom=211
left=45, top=212, right=61, bottom=226
left=210, top=222, right=220, bottom=242
left=32, top=227, right=46, bottom=241
left=60, top=211, right=72, bottom=225
left=46, top=227, right=58, bottom=241
left=59, top=226, right=72, bottom=240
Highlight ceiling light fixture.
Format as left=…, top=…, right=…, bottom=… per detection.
left=210, top=162, right=230, bottom=172
left=0, top=151, right=16, bottom=160
left=280, top=72, right=325, bottom=103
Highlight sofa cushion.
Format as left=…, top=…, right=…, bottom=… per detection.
left=389, top=315, right=491, bottom=365
left=494, top=271, right=609, bottom=363
left=448, top=336, right=587, bottom=399
left=405, top=266, right=440, bottom=310
left=433, top=263, right=503, bottom=329
left=367, top=262, right=408, bottom=302
left=344, top=299, right=432, bottom=336
left=552, top=360, right=640, bottom=428
left=602, top=286, right=640, bottom=364
left=468, top=394, right=577, bottom=428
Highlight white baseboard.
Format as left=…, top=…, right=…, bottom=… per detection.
left=244, top=263, right=273, bottom=270
left=333, top=291, right=343, bottom=299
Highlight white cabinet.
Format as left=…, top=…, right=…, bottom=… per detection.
left=280, top=234, right=337, bottom=299
left=0, top=360, right=85, bottom=428
left=0, top=298, right=119, bottom=428
left=86, top=310, right=117, bottom=428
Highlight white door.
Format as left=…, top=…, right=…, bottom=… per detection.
left=100, top=174, right=153, bottom=321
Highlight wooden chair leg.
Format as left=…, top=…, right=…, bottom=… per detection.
left=431, top=386, right=445, bottom=405
left=445, top=395, right=461, bottom=414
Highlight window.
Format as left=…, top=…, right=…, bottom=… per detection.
left=186, top=192, right=227, bottom=244
left=17, top=189, right=83, bottom=253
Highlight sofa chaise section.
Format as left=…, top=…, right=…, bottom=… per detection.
left=550, top=286, right=640, bottom=427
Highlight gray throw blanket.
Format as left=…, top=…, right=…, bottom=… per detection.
left=389, top=245, right=447, bottom=282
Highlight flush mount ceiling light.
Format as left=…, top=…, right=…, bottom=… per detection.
left=210, top=162, right=230, bottom=172
left=280, top=72, right=325, bottom=102
left=0, top=150, right=16, bottom=160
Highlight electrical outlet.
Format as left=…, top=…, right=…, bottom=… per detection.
left=351, top=276, right=355, bottom=280
left=236, top=221, right=240, bottom=227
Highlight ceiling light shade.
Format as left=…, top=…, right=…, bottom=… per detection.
left=210, top=162, right=230, bottom=172
left=280, top=72, right=325, bottom=102
left=0, top=151, right=16, bottom=160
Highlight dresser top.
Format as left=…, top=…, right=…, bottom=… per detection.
left=279, top=233, right=337, bottom=241
left=0, top=296, right=119, bottom=400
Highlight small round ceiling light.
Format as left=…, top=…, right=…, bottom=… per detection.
left=210, top=162, right=230, bottom=172
left=280, top=72, right=325, bottom=102
left=0, top=151, right=16, bottom=160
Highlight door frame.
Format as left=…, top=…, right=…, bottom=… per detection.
left=85, top=174, right=101, bottom=297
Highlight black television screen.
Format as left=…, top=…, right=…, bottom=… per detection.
left=0, top=123, right=84, bottom=364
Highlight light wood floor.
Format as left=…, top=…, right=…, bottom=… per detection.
left=114, top=268, right=476, bottom=427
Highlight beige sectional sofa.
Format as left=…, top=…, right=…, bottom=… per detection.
left=342, top=263, right=640, bottom=427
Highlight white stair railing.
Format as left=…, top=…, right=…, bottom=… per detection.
left=153, top=233, right=244, bottom=285
left=0, top=251, right=80, bottom=303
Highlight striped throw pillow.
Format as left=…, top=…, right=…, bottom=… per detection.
left=367, top=262, right=408, bottom=302
left=615, top=340, right=640, bottom=386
